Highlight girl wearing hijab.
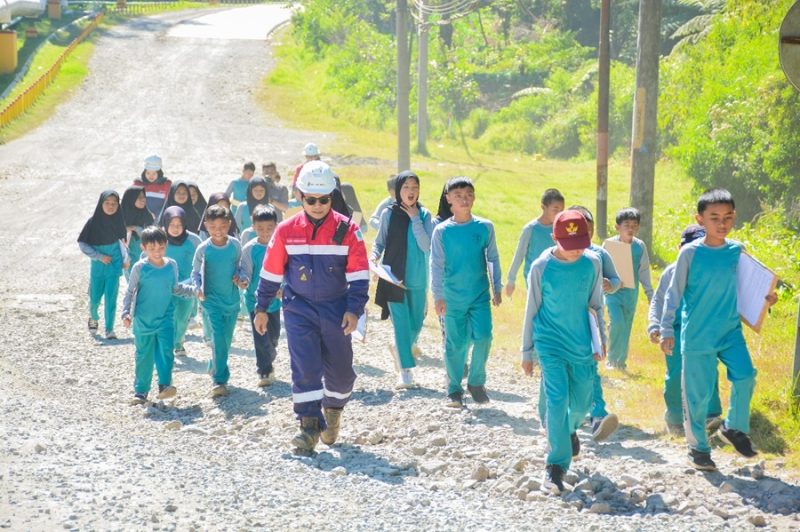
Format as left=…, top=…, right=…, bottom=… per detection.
left=234, top=177, right=270, bottom=232
left=198, top=192, right=240, bottom=240
left=133, top=155, right=172, bottom=216
left=370, top=171, right=433, bottom=389
left=187, top=181, right=207, bottom=216
left=78, top=190, right=129, bottom=339
left=121, top=186, right=155, bottom=277
left=158, top=181, right=202, bottom=235
left=161, top=206, right=202, bottom=357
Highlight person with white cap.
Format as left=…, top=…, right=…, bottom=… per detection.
left=291, top=143, right=322, bottom=201
left=133, top=155, right=172, bottom=216
left=254, top=160, right=369, bottom=454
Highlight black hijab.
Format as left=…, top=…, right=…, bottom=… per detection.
left=161, top=206, right=189, bottom=246
left=198, top=192, right=240, bottom=237
left=121, top=186, right=154, bottom=228
left=246, top=177, right=271, bottom=214
left=374, top=171, right=420, bottom=320
left=187, top=181, right=207, bottom=214
left=435, top=184, right=452, bottom=223
left=158, top=181, right=201, bottom=234
left=78, top=190, right=127, bottom=246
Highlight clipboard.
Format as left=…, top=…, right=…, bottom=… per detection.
left=602, top=239, right=635, bottom=288
left=737, top=252, right=778, bottom=333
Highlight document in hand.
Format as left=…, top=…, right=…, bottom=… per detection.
left=370, top=262, right=405, bottom=288
left=737, top=253, right=778, bottom=333
left=588, top=309, right=603, bottom=357
left=602, top=239, right=635, bottom=288
left=351, top=311, right=368, bottom=342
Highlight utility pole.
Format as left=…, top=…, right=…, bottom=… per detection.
left=596, top=0, right=610, bottom=239
left=416, top=6, right=429, bottom=156
left=397, top=0, right=411, bottom=172
left=629, top=0, right=661, bottom=253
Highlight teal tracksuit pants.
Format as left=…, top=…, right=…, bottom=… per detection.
left=663, top=327, right=722, bottom=425
left=538, top=360, right=607, bottom=425
left=606, top=288, right=637, bottom=367
left=205, top=306, right=238, bottom=385
left=89, top=258, right=121, bottom=332
left=133, top=321, right=175, bottom=394
left=444, top=301, right=492, bottom=395
left=388, top=287, right=427, bottom=369
left=173, top=297, right=194, bottom=349
left=540, top=353, right=594, bottom=470
left=683, top=341, right=756, bottom=453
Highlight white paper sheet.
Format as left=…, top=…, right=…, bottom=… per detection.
left=737, top=253, right=777, bottom=332
left=351, top=311, right=368, bottom=342
left=602, top=239, right=635, bottom=288
left=589, top=310, right=602, bottom=357
left=370, top=262, right=405, bottom=288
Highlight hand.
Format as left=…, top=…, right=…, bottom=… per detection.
left=341, top=312, right=358, bottom=335
left=521, top=360, right=533, bottom=376
left=253, top=311, right=268, bottom=335
left=100, top=255, right=112, bottom=264
left=602, top=278, right=612, bottom=292
left=492, top=292, right=502, bottom=307
left=435, top=299, right=446, bottom=317
left=505, top=284, right=515, bottom=298
left=660, top=337, right=674, bottom=356
left=766, top=292, right=778, bottom=307
left=123, top=262, right=130, bottom=270
left=594, top=343, right=607, bottom=361
left=122, top=317, right=131, bottom=328
left=233, top=276, right=248, bottom=289
left=196, top=289, right=205, bottom=302
left=276, top=289, right=283, bottom=299
left=649, top=331, right=660, bottom=344
left=400, top=203, right=419, bottom=219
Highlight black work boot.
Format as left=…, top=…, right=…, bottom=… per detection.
left=291, top=417, right=320, bottom=454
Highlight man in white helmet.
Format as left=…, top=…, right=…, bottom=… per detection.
left=254, top=160, right=369, bottom=454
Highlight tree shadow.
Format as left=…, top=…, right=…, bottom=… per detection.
left=284, top=443, right=414, bottom=485
left=699, top=472, right=800, bottom=515
left=588, top=440, right=668, bottom=465
left=470, top=407, right=539, bottom=436
left=144, top=402, right=205, bottom=426
left=174, top=355, right=209, bottom=375
left=749, top=410, right=788, bottom=454
left=486, top=389, right=528, bottom=403
left=212, top=386, right=269, bottom=420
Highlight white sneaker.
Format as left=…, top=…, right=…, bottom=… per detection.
left=395, top=368, right=417, bottom=390
left=210, top=384, right=228, bottom=398
left=157, top=385, right=177, bottom=400
left=257, top=371, right=275, bottom=387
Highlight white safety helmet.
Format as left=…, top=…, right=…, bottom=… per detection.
left=144, top=155, right=162, bottom=171
left=303, top=143, right=320, bottom=157
left=296, top=161, right=336, bottom=195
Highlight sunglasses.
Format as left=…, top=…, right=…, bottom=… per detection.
left=303, top=195, right=331, bottom=206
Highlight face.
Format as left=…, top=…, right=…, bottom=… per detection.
left=174, top=185, right=189, bottom=204
left=243, top=170, right=254, bottom=180
left=144, top=170, right=159, bottom=183
left=302, top=193, right=333, bottom=219
left=189, top=187, right=199, bottom=204
left=167, top=217, right=184, bottom=238
left=542, top=201, right=565, bottom=223
left=134, top=191, right=146, bottom=209
left=399, top=178, right=420, bottom=207
left=263, top=165, right=277, bottom=179
left=696, top=203, right=735, bottom=240
left=142, top=241, right=167, bottom=262
left=253, top=220, right=277, bottom=242
left=251, top=185, right=267, bottom=202
left=553, top=240, right=585, bottom=262
left=616, top=219, right=640, bottom=240
left=446, top=186, right=475, bottom=217
left=206, top=218, right=231, bottom=240
left=102, top=195, right=119, bottom=215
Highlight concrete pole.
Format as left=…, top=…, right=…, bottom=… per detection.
left=596, top=0, right=611, bottom=239
left=416, top=10, right=429, bottom=156
left=396, top=0, right=411, bottom=172
left=794, top=299, right=800, bottom=401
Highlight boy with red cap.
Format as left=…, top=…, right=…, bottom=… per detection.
left=521, top=209, right=607, bottom=494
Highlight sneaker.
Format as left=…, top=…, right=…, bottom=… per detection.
left=541, top=464, right=566, bottom=494
left=291, top=416, right=320, bottom=452
left=257, top=371, right=275, bottom=387
left=395, top=368, right=417, bottom=390
left=591, top=413, right=619, bottom=442
left=467, top=384, right=490, bottom=404
left=688, top=448, right=717, bottom=471
left=605, top=361, right=617, bottom=370
left=719, top=424, right=758, bottom=458
left=157, top=385, right=177, bottom=400
left=174, top=345, right=187, bottom=357
left=571, top=432, right=580, bottom=457
left=87, top=318, right=99, bottom=332
left=446, top=392, right=464, bottom=409
left=210, top=383, right=228, bottom=398
left=105, top=330, right=117, bottom=340
left=320, top=408, right=342, bottom=446
left=130, top=393, right=147, bottom=405
left=705, top=415, right=724, bottom=436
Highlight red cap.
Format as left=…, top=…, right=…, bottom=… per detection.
left=553, top=210, right=591, bottom=251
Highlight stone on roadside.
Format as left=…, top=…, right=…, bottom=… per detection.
left=331, top=466, right=346, bottom=477
left=430, top=436, right=446, bottom=447
left=471, top=464, right=490, bottom=482
left=748, top=515, right=767, bottom=527
left=164, top=420, right=182, bottom=431
left=589, top=502, right=612, bottom=514
left=719, top=481, right=735, bottom=493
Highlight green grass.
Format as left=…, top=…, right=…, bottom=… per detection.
left=260, top=27, right=800, bottom=472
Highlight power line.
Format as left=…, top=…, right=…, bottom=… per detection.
left=410, top=0, right=483, bottom=24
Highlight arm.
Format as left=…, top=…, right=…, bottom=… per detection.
left=241, top=243, right=255, bottom=282
left=506, top=224, right=532, bottom=286
left=638, top=240, right=655, bottom=302
left=369, top=208, right=391, bottom=262
left=521, top=260, right=545, bottom=363
left=170, top=260, right=195, bottom=298
left=660, top=247, right=694, bottom=340
left=119, top=239, right=130, bottom=266
left=588, top=255, right=607, bottom=349
left=121, top=262, right=142, bottom=319
left=369, top=197, right=391, bottom=230
left=410, top=209, right=433, bottom=253
left=78, top=242, right=103, bottom=261
left=191, top=243, right=206, bottom=294
left=233, top=239, right=249, bottom=286
left=648, top=267, right=672, bottom=336
left=430, top=225, right=445, bottom=303
left=599, top=248, right=622, bottom=294
left=486, top=222, right=503, bottom=298
left=255, top=229, right=287, bottom=311
left=344, top=224, right=370, bottom=317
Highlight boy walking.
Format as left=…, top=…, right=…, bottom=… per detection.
left=660, top=189, right=777, bottom=470
left=226, top=162, right=256, bottom=218
left=431, top=177, right=503, bottom=407
left=122, top=226, right=194, bottom=404
left=521, top=210, right=606, bottom=494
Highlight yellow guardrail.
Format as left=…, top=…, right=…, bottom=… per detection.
left=0, top=12, right=103, bottom=129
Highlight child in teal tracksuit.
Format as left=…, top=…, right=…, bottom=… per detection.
left=371, top=171, right=433, bottom=390
left=191, top=205, right=249, bottom=397
left=605, top=207, right=654, bottom=369
left=660, top=189, right=777, bottom=471
left=122, top=226, right=194, bottom=404
left=234, top=177, right=270, bottom=232
left=121, top=186, right=154, bottom=279
left=521, top=209, right=606, bottom=494
left=78, top=190, right=129, bottom=340
left=241, top=205, right=282, bottom=387
left=431, top=177, right=502, bottom=407
left=225, top=162, right=255, bottom=218
left=161, top=206, right=202, bottom=357
left=505, top=188, right=564, bottom=298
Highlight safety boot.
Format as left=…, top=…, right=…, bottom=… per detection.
left=320, top=408, right=343, bottom=446
left=291, top=417, right=320, bottom=453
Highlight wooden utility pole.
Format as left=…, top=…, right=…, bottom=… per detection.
left=397, top=0, right=411, bottom=172
left=794, top=299, right=800, bottom=401
left=416, top=9, right=430, bottom=156
left=629, top=0, right=661, bottom=253
left=596, top=0, right=611, bottom=239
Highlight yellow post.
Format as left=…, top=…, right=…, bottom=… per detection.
left=48, top=0, right=62, bottom=20
left=0, top=30, right=17, bottom=75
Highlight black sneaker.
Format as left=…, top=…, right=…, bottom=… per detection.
left=87, top=318, right=98, bottom=332
left=719, top=424, right=758, bottom=458
left=130, top=393, right=147, bottom=406
left=446, top=392, right=464, bottom=408
left=541, top=464, right=566, bottom=494
left=688, top=448, right=717, bottom=471
left=467, top=385, right=490, bottom=404
left=571, top=432, right=580, bottom=457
